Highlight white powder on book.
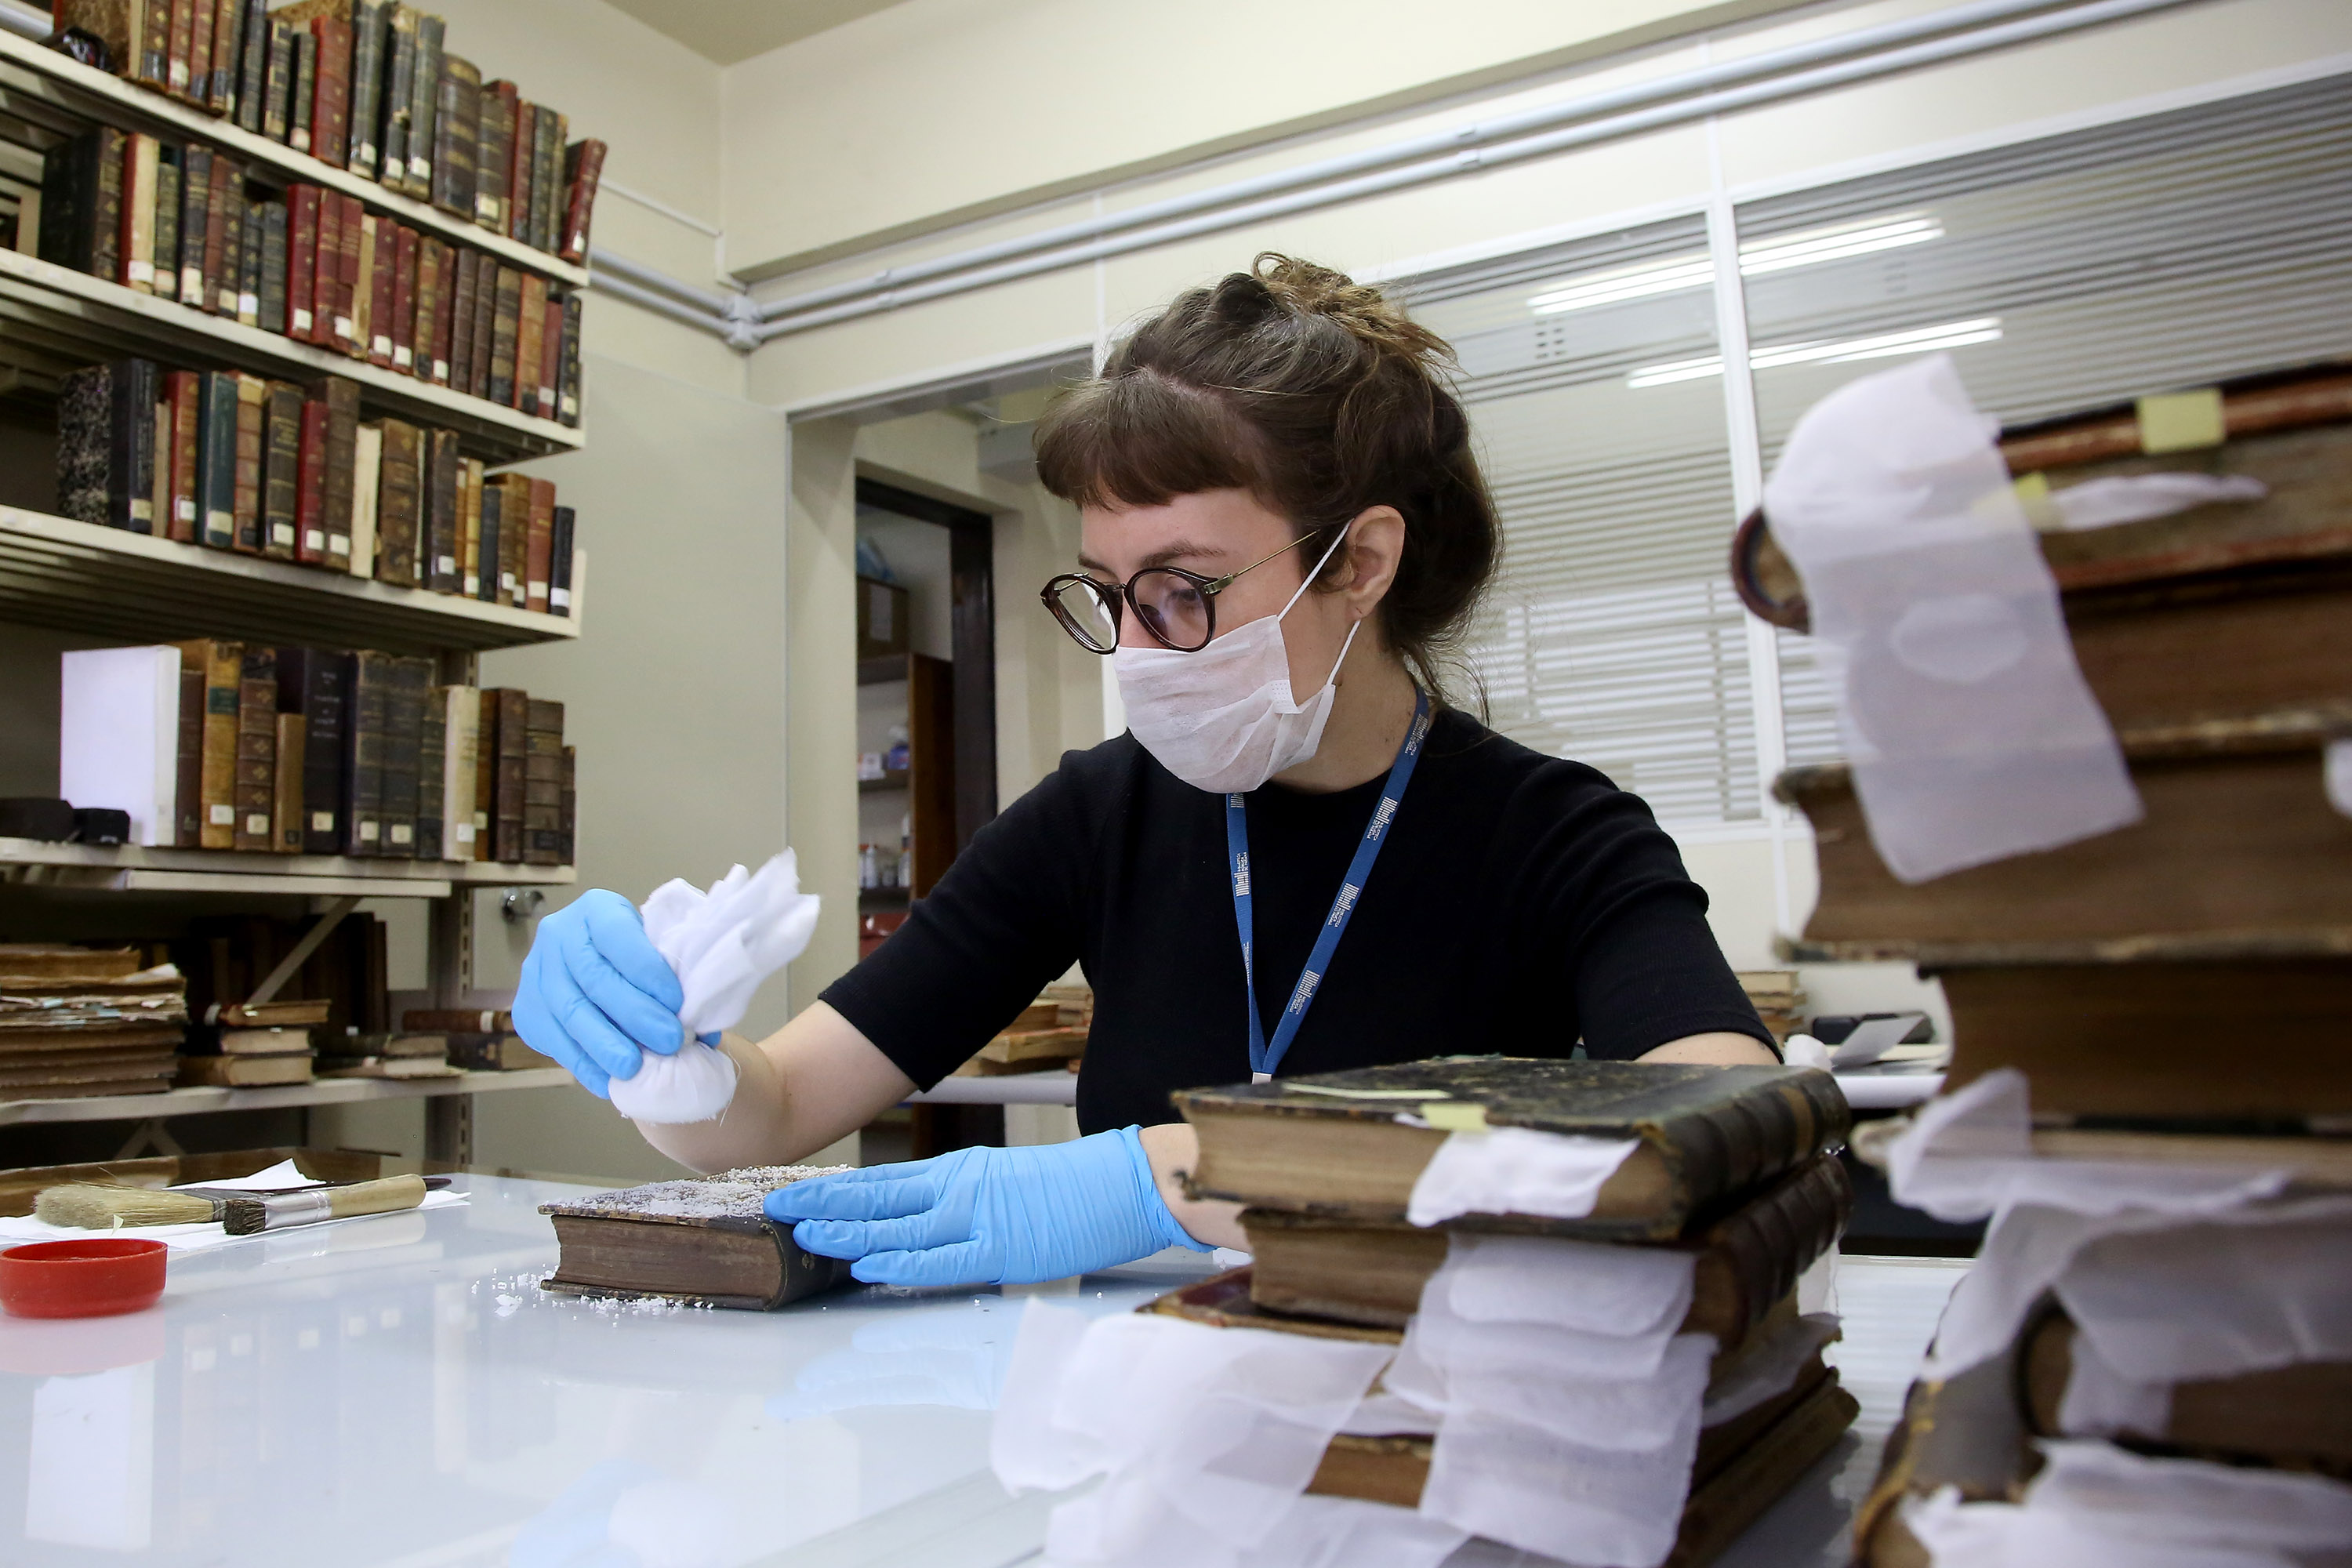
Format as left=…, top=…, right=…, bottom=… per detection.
left=543, top=1165, right=849, bottom=1222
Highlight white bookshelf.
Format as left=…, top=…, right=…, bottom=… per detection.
left=0, top=837, right=575, bottom=898
left=0, top=1067, right=574, bottom=1128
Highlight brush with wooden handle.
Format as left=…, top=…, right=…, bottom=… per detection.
left=34, top=1185, right=223, bottom=1229
left=221, top=1174, right=428, bottom=1236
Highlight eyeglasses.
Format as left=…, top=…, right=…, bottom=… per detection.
left=1041, top=528, right=1331, bottom=655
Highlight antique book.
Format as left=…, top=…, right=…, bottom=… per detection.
left=558, top=745, right=575, bottom=863
left=262, top=21, right=292, bottom=143
left=309, top=10, right=351, bottom=168
left=334, top=191, right=362, bottom=351
left=174, top=651, right=202, bottom=845
left=474, top=80, right=514, bottom=231
left=234, top=0, right=267, bottom=132
left=372, top=416, right=420, bottom=586
left=260, top=379, right=301, bottom=559
left=466, top=252, right=496, bottom=397
left=256, top=197, right=286, bottom=334
left=275, top=646, right=347, bottom=855
left=557, top=289, right=582, bottom=426
left=203, top=0, right=239, bottom=113
left=234, top=196, right=263, bottom=323
left=349, top=418, right=380, bottom=575
left=38, top=126, right=124, bottom=280
left=344, top=1029, right=451, bottom=1058
left=112, top=358, right=160, bottom=534
left=539, top=1167, right=855, bottom=1310
left=151, top=149, right=179, bottom=304
left=194, top=368, right=238, bottom=548
left=288, top=27, right=314, bottom=154
left=0, top=946, right=143, bottom=982
left=166, top=0, right=195, bottom=96
left=506, top=99, right=535, bottom=241
left=230, top=372, right=266, bottom=553
left=549, top=504, right=575, bottom=615
left=342, top=648, right=394, bottom=855
left=271, top=711, right=303, bottom=851
left=426, top=238, right=457, bottom=383
left=1246, top=1153, right=1850, bottom=1335
left=423, top=426, right=459, bottom=593
left=380, top=5, right=416, bottom=183
left=443, top=1031, right=549, bottom=1071
left=1786, top=706, right=2352, bottom=956
left=184, top=0, right=213, bottom=113
left=437, top=684, right=477, bottom=860
left=456, top=456, right=481, bottom=595
left=179, top=1051, right=313, bottom=1087
left=354, top=212, right=382, bottom=364
left=405, top=12, right=443, bottom=198
left=230, top=644, right=277, bottom=851
left=523, top=696, right=562, bottom=865
left=119, top=132, right=158, bottom=291
left=1926, top=931, right=2352, bottom=1121
left=173, top=143, right=209, bottom=305
left=293, top=396, right=327, bottom=564
left=214, top=998, right=329, bottom=1029
left=474, top=474, right=500, bottom=602
left=535, top=290, right=563, bottom=420
left=198, top=150, right=234, bottom=316
left=472, top=688, right=495, bottom=858
left=493, top=472, right=528, bottom=604
left=1178, top=1060, right=1849, bottom=1240
left=55, top=365, right=113, bottom=527
left=403, top=1006, right=513, bottom=1033
left=309, top=182, right=339, bottom=344
left=431, top=53, right=477, bottom=220
left=447, top=245, right=479, bottom=394
left=315, top=374, right=358, bottom=571
left=514, top=272, right=546, bottom=418
left=1854, top=1330, right=2040, bottom=1566
left=387, top=223, right=416, bottom=371
left=531, top=107, right=564, bottom=252
left=135, top=0, right=171, bottom=86
left=559, top=137, right=604, bottom=264
left=415, top=687, right=444, bottom=860
left=524, top=476, right=554, bottom=611
left=488, top=263, right=519, bottom=406
left=490, top=686, right=525, bottom=862
left=317, top=1053, right=458, bottom=1080
left=410, top=234, right=439, bottom=380
left=379, top=655, right=432, bottom=858
left=345, top=0, right=386, bottom=179
left=285, top=183, right=318, bottom=339
left=150, top=398, right=169, bottom=542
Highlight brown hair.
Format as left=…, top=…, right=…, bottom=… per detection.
left=1035, top=254, right=1500, bottom=703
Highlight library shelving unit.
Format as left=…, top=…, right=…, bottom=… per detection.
left=0, top=29, right=592, bottom=1167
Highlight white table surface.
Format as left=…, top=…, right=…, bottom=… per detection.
left=0, top=1174, right=1965, bottom=1568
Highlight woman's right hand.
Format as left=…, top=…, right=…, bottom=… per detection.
left=511, top=889, right=686, bottom=1098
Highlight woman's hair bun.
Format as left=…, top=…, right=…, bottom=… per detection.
left=1247, top=253, right=1453, bottom=371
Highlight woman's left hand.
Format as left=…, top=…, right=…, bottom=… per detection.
left=765, top=1127, right=1208, bottom=1287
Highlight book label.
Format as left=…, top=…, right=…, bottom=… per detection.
left=433, top=359, right=449, bottom=382
left=293, top=307, right=314, bottom=332
left=128, top=259, right=153, bottom=285
left=358, top=140, right=376, bottom=164
left=562, top=394, right=578, bottom=419
left=329, top=532, right=350, bottom=554
left=390, top=822, right=413, bottom=846
left=305, top=528, right=326, bottom=552
left=437, top=554, right=456, bottom=576
left=292, top=129, right=310, bottom=152
left=359, top=819, right=379, bottom=841
left=181, top=267, right=202, bottom=300
left=372, top=334, right=392, bottom=358
left=528, top=579, right=547, bottom=600
left=462, top=574, right=477, bottom=597
left=239, top=291, right=257, bottom=316
left=218, top=286, right=238, bottom=313
left=500, top=572, right=516, bottom=593
left=334, top=315, right=354, bottom=340
left=176, top=499, right=195, bottom=523
left=245, top=812, right=270, bottom=835
left=475, top=195, right=496, bottom=222
left=550, top=586, right=570, bottom=610
left=170, top=61, right=187, bottom=87
left=472, top=811, right=488, bottom=830
left=271, top=523, right=296, bottom=546
left=412, top=157, right=431, bottom=182
left=455, top=822, right=475, bottom=843
left=393, top=346, right=412, bottom=368
left=209, top=804, right=235, bottom=826
left=310, top=810, right=333, bottom=831
left=207, top=509, right=233, bottom=536
left=131, top=499, right=154, bottom=523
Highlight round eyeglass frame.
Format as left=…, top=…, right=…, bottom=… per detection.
left=1040, top=528, right=1331, bottom=655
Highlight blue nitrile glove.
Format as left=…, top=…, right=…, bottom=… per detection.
left=511, top=888, right=691, bottom=1098
left=765, top=1127, right=1210, bottom=1288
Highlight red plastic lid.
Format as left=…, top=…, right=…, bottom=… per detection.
left=0, top=1238, right=169, bottom=1320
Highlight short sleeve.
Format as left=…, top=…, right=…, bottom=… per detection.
left=818, top=763, right=1093, bottom=1090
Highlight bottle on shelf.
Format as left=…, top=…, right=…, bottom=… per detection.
left=884, top=722, right=909, bottom=775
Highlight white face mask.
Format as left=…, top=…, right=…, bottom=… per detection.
left=1114, top=525, right=1362, bottom=793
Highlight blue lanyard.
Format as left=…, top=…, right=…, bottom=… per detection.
left=1226, top=690, right=1432, bottom=1080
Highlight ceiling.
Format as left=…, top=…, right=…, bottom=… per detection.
left=601, top=0, right=914, bottom=65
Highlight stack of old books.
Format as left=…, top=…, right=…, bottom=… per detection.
left=178, top=996, right=325, bottom=1086
left=1740, top=364, right=2352, bottom=1559
left=0, top=945, right=187, bottom=1099
left=1132, top=1057, right=1857, bottom=1566
left=953, top=983, right=1090, bottom=1076
left=1736, top=970, right=1807, bottom=1047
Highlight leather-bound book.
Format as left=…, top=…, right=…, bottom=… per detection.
left=235, top=197, right=263, bottom=324
left=194, top=368, right=238, bottom=549
left=230, top=372, right=266, bottom=553
left=287, top=27, right=314, bottom=154
left=151, top=149, right=179, bottom=305
left=514, top=273, right=545, bottom=418
left=55, top=365, right=111, bottom=527
left=292, top=397, right=326, bottom=564
left=1854, top=1330, right=2037, bottom=1566
left=379, top=655, right=433, bottom=858
left=183, top=0, right=213, bottom=110
left=454, top=455, right=479, bottom=596
left=437, top=684, right=477, bottom=860
left=474, top=474, right=500, bottom=602
left=466, top=252, right=495, bottom=397
left=199, top=151, right=233, bottom=317
left=447, top=245, right=478, bottom=394
left=531, top=108, right=564, bottom=253
left=388, top=223, right=417, bottom=372
left=557, top=290, right=581, bottom=426
left=233, top=644, right=277, bottom=852
left=172, top=143, right=208, bottom=304
left=410, top=234, right=438, bottom=380
left=342, top=649, right=394, bottom=855
left=220, top=190, right=250, bottom=319
left=38, top=128, right=124, bottom=281
left=183, top=638, right=241, bottom=848
left=260, top=379, right=302, bottom=559
left=490, top=686, right=525, bottom=862
left=431, top=54, right=477, bottom=220
left=354, top=212, right=382, bottom=365
left=165, top=0, right=194, bottom=96
left=523, top=696, right=562, bottom=865
left=349, top=419, right=380, bottom=576
left=1177, top=1060, right=1849, bottom=1241
left=285, top=183, right=318, bottom=339
left=539, top=1168, right=855, bottom=1311
left=276, top=646, right=349, bottom=855
left=262, top=19, right=292, bottom=143
left=524, top=476, right=554, bottom=612
left=272, top=711, right=304, bottom=852
left=498, top=474, right=530, bottom=604
left=335, top=191, right=362, bottom=354
left=535, top=290, right=563, bottom=420
left=488, top=263, right=519, bottom=406
left=119, top=133, right=158, bottom=292
left=150, top=399, right=170, bottom=541
left=380, top=5, right=416, bottom=186
left=423, top=427, right=459, bottom=593
left=558, top=744, right=575, bottom=863
left=426, top=238, right=456, bottom=383
left=104, top=358, right=159, bottom=533
left=372, top=417, right=420, bottom=586
left=415, top=686, right=444, bottom=861
left=314, top=374, right=358, bottom=572
left=405, top=13, right=442, bottom=199
left=549, top=504, right=575, bottom=616
left=506, top=100, right=533, bottom=241
left=474, top=81, right=514, bottom=232
left=345, top=0, right=386, bottom=180
left=203, top=0, right=239, bottom=114
left=302, top=9, right=351, bottom=168
left=310, top=183, right=340, bottom=345
left=165, top=368, right=198, bottom=543
left=174, top=648, right=203, bottom=846
left=135, top=0, right=170, bottom=86
left=472, top=688, right=494, bottom=858
left=1246, top=1155, right=1850, bottom=1334
left=559, top=138, right=604, bottom=264
left=256, top=197, right=285, bottom=334
left=234, top=0, right=267, bottom=132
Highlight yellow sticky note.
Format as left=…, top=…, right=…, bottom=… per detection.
left=2011, top=472, right=2050, bottom=502
left=1421, top=1102, right=1489, bottom=1132
left=2136, top=390, right=2225, bottom=455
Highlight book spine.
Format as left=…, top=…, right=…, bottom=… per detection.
left=514, top=273, right=545, bottom=418
left=492, top=687, right=525, bottom=862
left=230, top=372, right=265, bottom=553
left=381, top=5, right=415, bottom=185
left=424, top=426, right=459, bottom=593
left=506, top=100, right=534, bottom=241
left=431, top=54, right=477, bottom=219
left=537, top=291, right=563, bottom=421
left=405, top=13, right=441, bottom=199
left=289, top=27, right=314, bottom=154
left=55, top=365, right=110, bottom=528
left=286, top=183, right=318, bottom=339
left=213, top=179, right=245, bottom=316
left=151, top=150, right=180, bottom=304
left=347, top=0, right=383, bottom=180
left=337, top=193, right=362, bottom=355
left=262, top=379, right=302, bottom=559
left=524, top=477, right=554, bottom=613
left=257, top=198, right=286, bottom=335
left=441, top=684, right=477, bottom=859
left=200, top=150, right=231, bottom=316
left=175, top=652, right=203, bottom=846
left=205, top=0, right=241, bottom=114
left=560, top=138, right=604, bottom=264
left=349, top=419, right=379, bottom=576
left=387, top=223, right=416, bottom=371
left=447, top=245, right=477, bottom=395
left=456, top=455, right=481, bottom=597
left=474, top=477, right=499, bottom=603
left=273, top=711, right=305, bottom=852
left=234, top=197, right=261, bottom=323
left=374, top=417, right=419, bottom=586
left=173, top=143, right=209, bottom=305
left=533, top=110, right=564, bottom=253
left=235, top=0, right=267, bottom=132
left=185, top=0, right=214, bottom=110
left=318, top=375, right=358, bottom=571
left=470, top=688, right=493, bottom=858
left=198, top=638, right=239, bottom=848
left=309, top=181, right=339, bottom=343
left=548, top=504, right=574, bottom=617
left=121, top=133, right=158, bottom=291
left=426, top=239, right=456, bottom=384
left=89, top=128, right=124, bottom=283
left=165, top=368, right=198, bottom=543
left=416, top=684, right=445, bottom=860
left=100, top=359, right=154, bottom=532
left=488, top=264, right=518, bottom=406
left=262, top=20, right=291, bottom=143
left=355, top=212, right=381, bottom=364
left=474, top=81, right=513, bottom=231
left=558, top=744, right=575, bottom=864
left=234, top=644, right=276, bottom=851
left=166, top=0, right=194, bottom=96
left=195, top=368, right=237, bottom=548
left=310, top=15, right=350, bottom=169
left=291, top=647, right=348, bottom=855
left=408, top=234, right=437, bottom=380
left=523, top=697, right=562, bottom=866
left=294, top=395, right=327, bottom=564
left=139, top=0, right=173, bottom=88
left=379, top=655, right=430, bottom=857
left=151, top=397, right=171, bottom=540
left=494, top=474, right=526, bottom=604
left=343, top=650, right=387, bottom=855
left=558, top=291, right=582, bottom=427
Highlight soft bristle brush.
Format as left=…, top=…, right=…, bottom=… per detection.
left=34, top=1184, right=223, bottom=1229
left=221, top=1174, right=427, bottom=1236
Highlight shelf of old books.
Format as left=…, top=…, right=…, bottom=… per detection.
left=0, top=1065, right=572, bottom=1127
left=0, top=837, right=577, bottom=898
left=0, top=504, right=579, bottom=652
left=0, top=30, right=590, bottom=288
left=0, top=248, right=580, bottom=463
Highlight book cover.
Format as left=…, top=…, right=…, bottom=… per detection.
left=1176, top=1059, right=1850, bottom=1241
left=488, top=264, right=519, bottom=406
left=308, top=13, right=350, bottom=168
left=431, top=53, right=477, bottom=220
left=423, top=426, right=459, bottom=593
left=272, top=711, right=303, bottom=851
left=466, top=249, right=495, bottom=396
left=346, top=0, right=385, bottom=179
left=452, top=454, right=477, bottom=596
left=342, top=648, right=392, bottom=855
left=536, top=291, right=563, bottom=420
left=151, top=149, right=179, bottom=304
left=334, top=191, right=361, bottom=352
left=559, top=138, right=604, bottom=264
left=184, top=0, right=213, bottom=110
left=119, top=133, right=158, bottom=292
left=136, top=0, right=171, bottom=86
left=349, top=418, right=380, bottom=576
left=415, top=684, right=444, bottom=860
left=165, top=368, right=198, bottom=543
left=447, top=245, right=478, bottom=394
left=275, top=647, right=348, bottom=855
left=309, top=180, right=339, bottom=343
left=514, top=272, right=545, bottom=418
left=166, top=0, right=194, bottom=96
left=194, top=368, right=238, bottom=549
left=381, top=6, right=415, bottom=185
left=426, top=238, right=456, bottom=383
left=55, top=364, right=111, bottom=527
left=439, top=683, right=477, bottom=860
left=233, top=643, right=276, bottom=851
left=372, top=416, right=419, bottom=586
left=474, top=474, right=499, bottom=602
left=293, top=395, right=326, bottom=564
left=539, top=1168, right=855, bottom=1311
left=204, top=0, right=240, bottom=114
left=257, top=196, right=286, bottom=334
left=492, top=472, right=527, bottom=605
left=387, top=223, right=416, bottom=371
left=410, top=234, right=438, bottom=380
left=189, top=637, right=240, bottom=848
left=524, top=477, right=554, bottom=612
left=506, top=99, right=535, bottom=242
left=262, top=20, right=291, bottom=143
left=471, top=687, right=493, bottom=858
left=531, top=108, right=564, bottom=253
left=230, top=372, right=265, bottom=553
left=289, top=27, right=314, bottom=154
left=150, top=397, right=169, bottom=539
left=285, top=183, right=318, bottom=339
left=261, top=379, right=301, bottom=559
left=234, top=197, right=263, bottom=323
left=523, top=695, right=562, bottom=865
left=173, top=143, right=209, bottom=305
left=216, top=183, right=247, bottom=318
left=490, top=685, right=524, bottom=861
left=315, top=373, right=358, bottom=571
left=558, top=290, right=581, bottom=426
left=405, top=12, right=441, bottom=198
left=234, top=0, right=267, bottom=132
left=474, top=80, right=513, bottom=231
left=199, top=149, right=232, bottom=317
left=354, top=211, right=381, bottom=364
left=548, top=503, right=575, bottom=617
left=379, top=655, right=431, bottom=857
left=175, top=651, right=202, bottom=846
left=108, top=358, right=159, bottom=534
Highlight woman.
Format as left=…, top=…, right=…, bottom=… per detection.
left=514, top=256, right=1777, bottom=1290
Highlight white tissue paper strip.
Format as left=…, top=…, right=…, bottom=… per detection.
left=2054, top=1329, right=2175, bottom=1440
left=2043, top=472, right=2267, bottom=531
left=1901, top=1439, right=2352, bottom=1567
left=2328, top=739, right=2352, bottom=818
left=1404, top=1126, right=1642, bottom=1227
left=612, top=853, right=821, bottom=1124
left=1701, top=1312, right=1842, bottom=1427
left=1762, top=354, right=2141, bottom=883
left=1439, top=1231, right=1694, bottom=1337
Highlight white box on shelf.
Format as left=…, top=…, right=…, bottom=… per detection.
left=58, top=645, right=181, bottom=847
